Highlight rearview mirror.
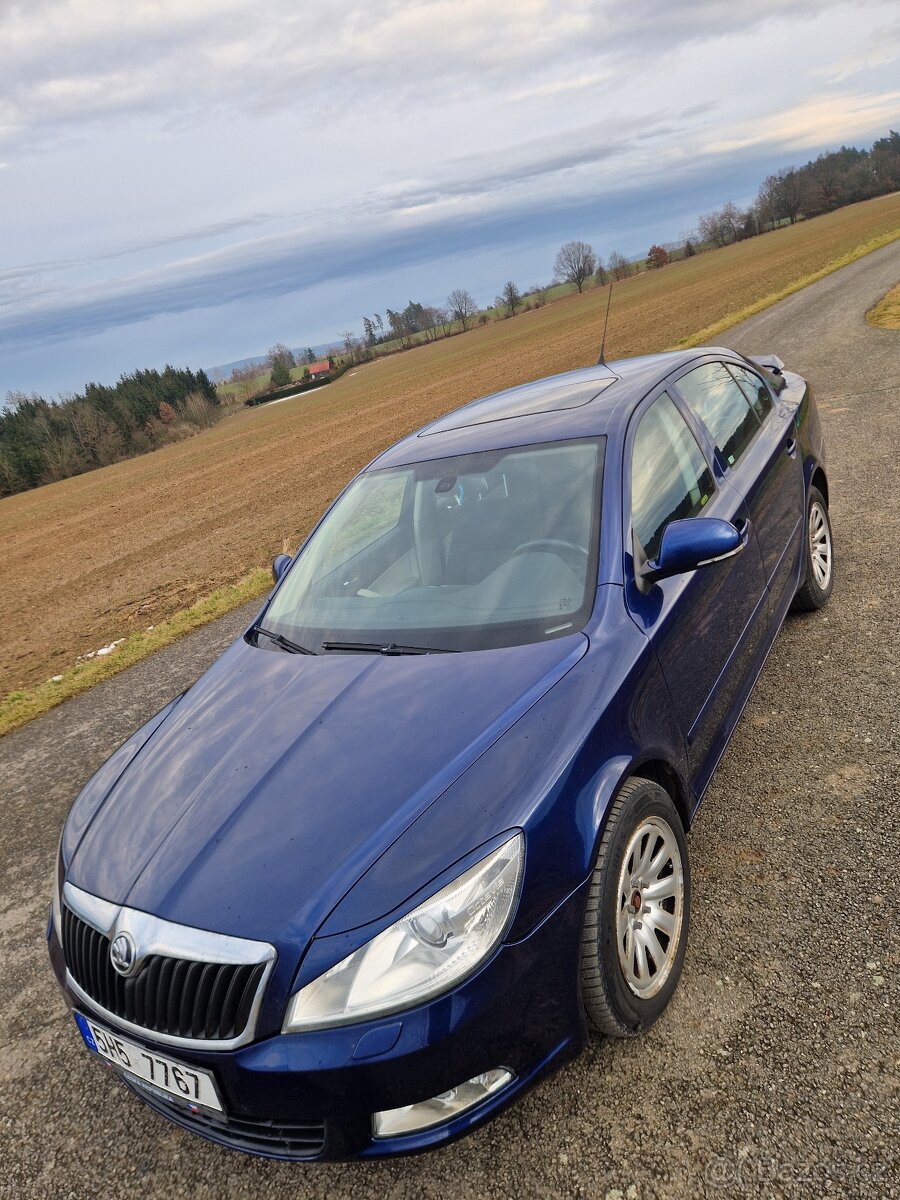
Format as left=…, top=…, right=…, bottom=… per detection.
left=272, top=553, right=292, bottom=583
left=643, top=517, right=745, bottom=584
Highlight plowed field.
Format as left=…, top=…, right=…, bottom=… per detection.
left=2, top=191, right=898, bottom=699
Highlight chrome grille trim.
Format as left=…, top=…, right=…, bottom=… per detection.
left=62, top=882, right=276, bottom=1051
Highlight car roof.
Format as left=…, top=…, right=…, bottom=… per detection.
left=371, top=347, right=741, bottom=469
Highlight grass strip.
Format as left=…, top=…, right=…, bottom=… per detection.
left=865, top=280, right=900, bottom=329
left=0, top=568, right=271, bottom=738
left=674, top=229, right=900, bottom=348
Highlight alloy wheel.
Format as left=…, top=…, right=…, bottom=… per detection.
left=809, top=501, right=832, bottom=591
left=616, top=817, right=685, bottom=999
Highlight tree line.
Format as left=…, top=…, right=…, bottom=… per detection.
left=0, top=366, right=219, bottom=496
left=6, top=130, right=898, bottom=494
left=697, top=131, right=900, bottom=249
left=552, top=132, right=900, bottom=283
left=216, top=126, right=900, bottom=404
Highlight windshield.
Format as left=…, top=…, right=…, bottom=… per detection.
left=263, top=437, right=605, bottom=653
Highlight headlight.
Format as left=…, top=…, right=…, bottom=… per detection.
left=283, top=833, right=524, bottom=1032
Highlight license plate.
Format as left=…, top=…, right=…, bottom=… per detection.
left=74, top=1012, right=223, bottom=1112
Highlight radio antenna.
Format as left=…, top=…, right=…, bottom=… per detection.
left=598, top=280, right=614, bottom=365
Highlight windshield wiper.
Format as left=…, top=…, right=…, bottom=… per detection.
left=254, top=625, right=316, bottom=655
left=321, top=640, right=455, bottom=655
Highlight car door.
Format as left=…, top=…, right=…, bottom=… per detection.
left=672, top=360, right=805, bottom=623
left=624, top=390, right=769, bottom=792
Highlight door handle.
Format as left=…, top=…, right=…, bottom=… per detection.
left=785, top=438, right=798, bottom=457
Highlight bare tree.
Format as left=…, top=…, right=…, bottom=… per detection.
left=418, top=306, right=443, bottom=343
left=810, top=157, right=842, bottom=213
left=757, top=168, right=806, bottom=226
left=719, top=202, right=746, bottom=243
left=755, top=177, right=779, bottom=230
left=41, top=432, right=83, bottom=483
left=342, top=330, right=361, bottom=363
left=697, top=211, right=727, bottom=248
left=447, top=288, right=478, bottom=332
left=775, top=168, right=806, bottom=224
left=529, top=284, right=549, bottom=307
left=607, top=251, right=632, bottom=281
left=267, top=343, right=296, bottom=371
left=0, top=447, right=23, bottom=495
left=183, top=391, right=217, bottom=428
left=66, top=402, right=122, bottom=464
left=554, top=240, right=596, bottom=293
left=434, top=305, right=453, bottom=337
left=498, top=281, right=523, bottom=317
left=230, top=363, right=261, bottom=404
left=594, top=258, right=608, bottom=285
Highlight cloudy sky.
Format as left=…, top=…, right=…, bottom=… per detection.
left=2, top=0, right=899, bottom=396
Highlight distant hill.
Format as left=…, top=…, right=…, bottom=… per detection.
left=206, top=343, right=335, bottom=380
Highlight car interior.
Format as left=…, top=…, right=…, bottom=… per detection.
left=273, top=439, right=604, bottom=642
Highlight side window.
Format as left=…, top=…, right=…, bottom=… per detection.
left=726, top=364, right=773, bottom=421
left=676, top=362, right=760, bottom=467
left=631, top=393, right=715, bottom=562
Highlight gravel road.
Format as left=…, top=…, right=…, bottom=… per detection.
left=1, top=241, right=898, bottom=1200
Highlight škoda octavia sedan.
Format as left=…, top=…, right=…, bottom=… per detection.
left=49, top=347, right=832, bottom=1159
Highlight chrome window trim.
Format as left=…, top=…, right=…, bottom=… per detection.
left=62, top=882, right=276, bottom=1051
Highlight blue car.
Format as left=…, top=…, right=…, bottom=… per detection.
left=49, top=347, right=832, bottom=1160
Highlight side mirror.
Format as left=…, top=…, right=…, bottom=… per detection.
left=272, top=553, right=292, bottom=584
left=643, top=517, right=746, bottom=584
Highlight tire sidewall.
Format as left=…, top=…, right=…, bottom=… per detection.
left=592, top=785, right=691, bottom=1033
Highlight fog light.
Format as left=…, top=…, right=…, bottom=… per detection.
left=372, top=1068, right=514, bottom=1138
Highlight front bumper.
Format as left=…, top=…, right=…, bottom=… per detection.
left=48, top=883, right=588, bottom=1160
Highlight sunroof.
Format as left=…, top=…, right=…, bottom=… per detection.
left=419, top=371, right=617, bottom=436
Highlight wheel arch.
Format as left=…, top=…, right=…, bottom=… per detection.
left=810, top=464, right=829, bottom=508
left=627, top=757, right=692, bottom=830
left=584, top=753, right=693, bottom=878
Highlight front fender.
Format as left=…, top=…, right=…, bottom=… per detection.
left=314, top=589, right=688, bottom=963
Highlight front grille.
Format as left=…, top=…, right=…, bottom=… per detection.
left=62, top=905, right=266, bottom=1042
left=123, top=1079, right=327, bottom=1160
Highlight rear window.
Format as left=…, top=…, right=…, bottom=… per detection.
left=727, top=364, right=773, bottom=421
left=676, top=362, right=761, bottom=467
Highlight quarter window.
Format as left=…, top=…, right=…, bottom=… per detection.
left=631, top=393, right=715, bottom=562
left=726, top=364, right=773, bottom=421
left=676, top=363, right=760, bottom=467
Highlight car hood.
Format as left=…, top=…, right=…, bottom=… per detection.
left=67, top=633, right=587, bottom=946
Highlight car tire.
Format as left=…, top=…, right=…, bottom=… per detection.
left=791, top=486, right=834, bottom=612
left=581, top=777, right=690, bottom=1038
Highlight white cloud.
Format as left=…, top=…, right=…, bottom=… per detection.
left=706, top=90, right=900, bottom=155
left=1, top=0, right=898, bottom=395
left=0, top=0, right=864, bottom=149
left=817, top=18, right=900, bottom=82
left=505, top=72, right=612, bottom=104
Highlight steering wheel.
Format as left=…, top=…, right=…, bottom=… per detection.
left=511, top=539, right=590, bottom=575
